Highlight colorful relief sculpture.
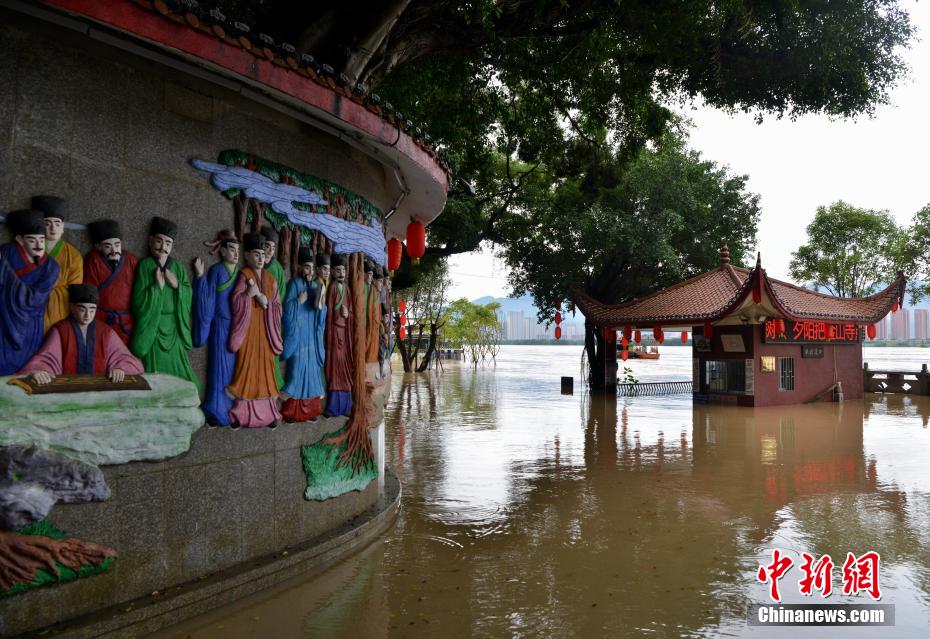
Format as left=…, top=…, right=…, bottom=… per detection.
left=193, top=230, right=240, bottom=427
left=379, top=300, right=390, bottom=372
left=18, top=284, right=144, bottom=384
left=366, top=264, right=384, bottom=364
left=315, top=252, right=331, bottom=298
left=281, top=247, right=327, bottom=423
left=261, top=225, right=287, bottom=389
left=33, top=196, right=83, bottom=333
left=0, top=210, right=60, bottom=376
left=260, top=225, right=288, bottom=300
left=130, top=217, right=199, bottom=389
left=227, top=233, right=284, bottom=429
left=0, top=373, right=203, bottom=466
left=0, top=524, right=115, bottom=597
left=84, top=219, right=139, bottom=345
left=191, top=156, right=386, bottom=266
left=0, top=445, right=110, bottom=531
left=324, top=253, right=354, bottom=417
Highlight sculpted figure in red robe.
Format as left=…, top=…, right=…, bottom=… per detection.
left=83, top=220, right=139, bottom=345
left=324, top=253, right=354, bottom=417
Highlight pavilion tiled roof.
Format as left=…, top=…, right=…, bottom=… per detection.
left=570, top=249, right=906, bottom=327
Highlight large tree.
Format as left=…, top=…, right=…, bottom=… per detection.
left=216, top=0, right=912, bottom=273
left=500, top=128, right=761, bottom=388
left=789, top=201, right=907, bottom=298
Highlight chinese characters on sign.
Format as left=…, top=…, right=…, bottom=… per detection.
left=757, top=550, right=882, bottom=602
left=764, top=320, right=862, bottom=344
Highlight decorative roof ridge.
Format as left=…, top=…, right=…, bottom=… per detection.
left=111, top=0, right=448, bottom=174
left=592, top=266, right=743, bottom=312
left=766, top=271, right=906, bottom=303
left=722, top=263, right=746, bottom=287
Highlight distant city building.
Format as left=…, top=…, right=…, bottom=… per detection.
left=889, top=308, right=911, bottom=340
left=915, top=309, right=929, bottom=340
left=874, top=316, right=888, bottom=340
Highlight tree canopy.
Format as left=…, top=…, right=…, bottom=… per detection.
left=501, top=127, right=761, bottom=321
left=788, top=201, right=908, bottom=298
left=495, top=126, right=760, bottom=387
left=214, top=0, right=913, bottom=272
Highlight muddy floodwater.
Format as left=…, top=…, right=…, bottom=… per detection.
left=156, top=345, right=930, bottom=638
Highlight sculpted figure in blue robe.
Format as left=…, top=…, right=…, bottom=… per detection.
left=0, top=209, right=60, bottom=375
left=193, top=229, right=240, bottom=427
left=281, top=247, right=327, bottom=423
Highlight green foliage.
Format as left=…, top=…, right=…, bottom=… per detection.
left=904, top=204, right=930, bottom=302
left=442, top=298, right=503, bottom=364
left=500, top=128, right=761, bottom=322
left=301, top=429, right=378, bottom=501
left=788, top=201, right=908, bottom=298
left=2, top=521, right=113, bottom=599
left=621, top=366, right=639, bottom=385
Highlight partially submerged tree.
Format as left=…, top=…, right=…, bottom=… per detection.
left=500, top=128, right=760, bottom=388
left=392, top=259, right=451, bottom=372
left=789, top=201, right=908, bottom=298
left=443, top=298, right=503, bottom=366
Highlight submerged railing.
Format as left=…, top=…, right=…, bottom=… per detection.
left=863, top=363, right=930, bottom=395
left=617, top=380, right=692, bottom=397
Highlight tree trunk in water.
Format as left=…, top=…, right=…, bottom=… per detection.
left=394, top=313, right=412, bottom=372
left=416, top=323, right=439, bottom=372
left=585, top=319, right=606, bottom=391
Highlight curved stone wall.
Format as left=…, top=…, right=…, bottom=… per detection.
left=0, top=419, right=388, bottom=636
left=0, top=17, right=394, bottom=378
left=0, top=7, right=399, bottom=636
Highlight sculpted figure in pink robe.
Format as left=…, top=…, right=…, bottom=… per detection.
left=18, top=284, right=143, bottom=384
left=226, top=233, right=284, bottom=429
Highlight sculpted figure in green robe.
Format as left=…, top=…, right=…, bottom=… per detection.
left=130, top=217, right=200, bottom=390
left=261, top=225, right=287, bottom=389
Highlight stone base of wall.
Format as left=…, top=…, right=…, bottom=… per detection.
left=16, top=471, right=400, bottom=639
left=0, top=414, right=393, bottom=638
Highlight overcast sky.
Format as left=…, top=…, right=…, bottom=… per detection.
left=446, top=0, right=930, bottom=302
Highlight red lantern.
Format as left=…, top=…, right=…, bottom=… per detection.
left=891, top=301, right=899, bottom=313
left=653, top=325, right=664, bottom=344
left=634, top=330, right=642, bottom=344
left=399, top=313, right=407, bottom=326
left=623, top=326, right=632, bottom=341
left=703, top=322, right=713, bottom=339
left=555, top=326, right=562, bottom=340
left=621, top=336, right=629, bottom=349
left=867, top=324, right=877, bottom=340
left=681, top=331, right=688, bottom=344
left=399, top=299, right=406, bottom=313
left=621, top=349, right=629, bottom=362
left=387, top=237, right=403, bottom=275
left=555, top=312, right=562, bottom=324
left=405, top=219, right=426, bottom=265
left=399, top=326, right=407, bottom=340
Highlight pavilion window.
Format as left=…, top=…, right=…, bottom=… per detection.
left=705, top=360, right=746, bottom=393
left=778, top=357, right=795, bottom=392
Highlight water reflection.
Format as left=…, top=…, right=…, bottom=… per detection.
left=154, top=346, right=930, bottom=639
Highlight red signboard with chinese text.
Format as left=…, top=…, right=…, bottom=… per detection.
left=763, top=320, right=862, bottom=344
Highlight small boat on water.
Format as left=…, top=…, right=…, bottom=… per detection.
left=618, top=344, right=660, bottom=359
